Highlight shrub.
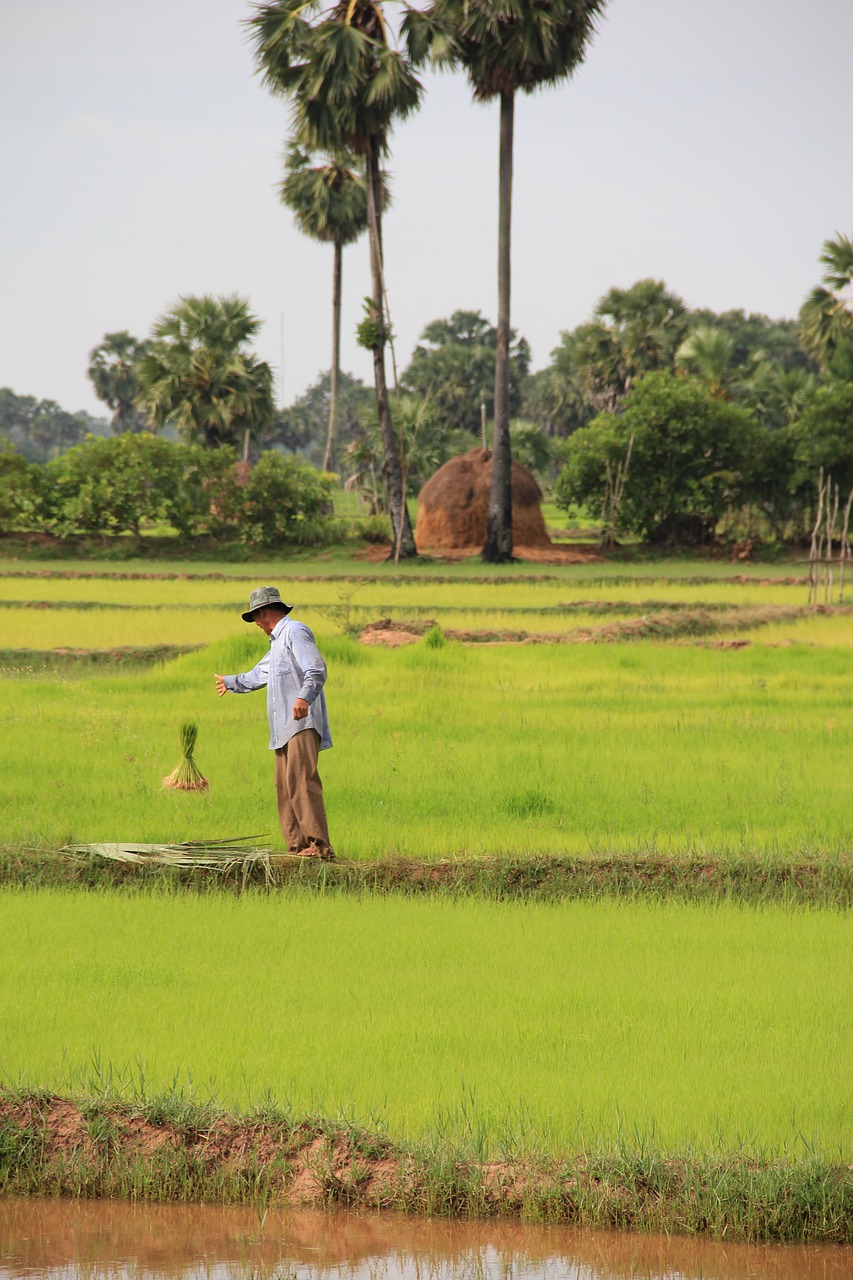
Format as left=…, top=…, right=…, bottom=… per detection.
left=556, top=372, right=757, bottom=545
left=44, top=434, right=183, bottom=538
left=240, top=453, right=333, bottom=547
left=0, top=442, right=40, bottom=533
left=164, top=445, right=242, bottom=538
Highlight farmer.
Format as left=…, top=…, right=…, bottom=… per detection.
left=214, top=586, right=334, bottom=860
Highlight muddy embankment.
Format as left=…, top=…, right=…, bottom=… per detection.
left=1, top=1094, right=851, bottom=1244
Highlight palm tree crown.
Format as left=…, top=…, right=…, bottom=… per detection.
left=574, top=279, right=688, bottom=407
left=405, top=0, right=605, bottom=100
left=675, top=324, right=736, bottom=401
left=87, top=331, right=151, bottom=433
left=279, top=144, right=369, bottom=246
left=799, top=233, right=853, bottom=368
left=136, top=295, right=273, bottom=450
left=249, top=1, right=421, bottom=157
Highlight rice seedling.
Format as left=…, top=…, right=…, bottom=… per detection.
left=162, top=722, right=209, bottom=792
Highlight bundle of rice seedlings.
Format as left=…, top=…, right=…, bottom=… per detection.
left=162, top=721, right=209, bottom=792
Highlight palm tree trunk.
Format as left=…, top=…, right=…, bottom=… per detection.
left=483, top=89, right=515, bottom=563
left=323, top=240, right=342, bottom=472
left=365, top=137, right=416, bottom=560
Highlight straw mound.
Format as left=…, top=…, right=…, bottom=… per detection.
left=415, top=448, right=551, bottom=551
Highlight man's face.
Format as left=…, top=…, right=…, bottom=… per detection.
left=253, top=607, right=279, bottom=637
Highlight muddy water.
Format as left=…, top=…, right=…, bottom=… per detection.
left=0, top=1200, right=849, bottom=1280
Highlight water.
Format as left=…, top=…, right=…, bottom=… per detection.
left=1, top=1200, right=849, bottom=1280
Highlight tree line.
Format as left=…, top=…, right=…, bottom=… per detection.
left=3, top=231, right=852, bottom=549
left=2, top=0, right=850, bottom=555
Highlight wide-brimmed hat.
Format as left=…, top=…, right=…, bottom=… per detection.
left=241, top=586, right=293, bottom=622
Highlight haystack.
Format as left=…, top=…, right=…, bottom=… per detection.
left=415, top=448, right=551, bottom=551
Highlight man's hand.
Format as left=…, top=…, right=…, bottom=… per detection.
left=293, top=697, right=309, bottom=720
left=214, top=674, right=229, bottom=698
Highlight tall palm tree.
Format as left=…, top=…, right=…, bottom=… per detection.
left=280, top=144, right=370, bottom=472
left=799, top=233, right=853, bottom=370
left=405, top=0, right=606, bottom=562
left=87, top=331, right=151, bottom=433
left=248, top=0, right=422, bottom=559
left=135, top=295, right=274, bottom=449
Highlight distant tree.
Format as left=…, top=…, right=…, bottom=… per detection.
left=44, top=434, right=185, bottom=538
left=405, top=0, right=606, bottom=562
left=30, top=400, right=87, bottom=457
left=799, top=233, right=853, bottom=379
left=556, top=371, right=756, bottom=545
left=345, top=393, right=466, bottom=501
left=790, top=381, right=853, bottom=500
left=522, top=335, right=594, bottom=437
left=0, top=390, right=109, bottom=462
left=509, top=419, right=555, bottom=482
left=265, top=369, right=374, bottom=464
left=676, top=321, right=823, bottom=433
left=574, top=279, right=690, bottom=411
left=249, top=0, right=422, bottom=559
left=762, top=366, right=818, bottom=425
left=0, top=389, right=40, bottom=445
left=280, top=145, right=370, bottom=470
left=692, top=308, right=815, bottom=374
left=403, top=309, right=530, bottom=433
left=735, top=362, right=818, bottom=430
left=135, top=294, right=274, bottom=450
left=87, top=331, right=151, bottom=433
left=675, top=324, right=736, bottom=400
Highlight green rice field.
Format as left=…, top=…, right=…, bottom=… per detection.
left=1, top=563, right=853, bottom=856
left=1, top=552, right=851, bottom=1234
left=1, top=888, right=849, bottom=1160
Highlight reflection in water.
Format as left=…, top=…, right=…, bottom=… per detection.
left=0, top=1200, right=850, bottom=1280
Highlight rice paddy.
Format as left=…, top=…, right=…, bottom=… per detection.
left=2, top=617, right=853, bottom=857
left=1, top=551, right=851, bottom=1237
left=1, top=888, right=849, bottom=1160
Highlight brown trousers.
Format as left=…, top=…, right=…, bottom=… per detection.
left=274, top=728, right=331, bottom=851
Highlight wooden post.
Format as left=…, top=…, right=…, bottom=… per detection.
left=808, top=469, right=825, bottom=606
left=839, top=484, right=853, bottom=602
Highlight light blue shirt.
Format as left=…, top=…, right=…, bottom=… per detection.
left=223, top=617, right=332, bottom=752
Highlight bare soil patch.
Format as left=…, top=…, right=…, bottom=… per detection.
left=360, top=621, right=424, bottom=646
left=355, top=542, right=602, bottom=564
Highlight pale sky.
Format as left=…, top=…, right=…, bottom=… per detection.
left=1, top=0, right=851, bottom=420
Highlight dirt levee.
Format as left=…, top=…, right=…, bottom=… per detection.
left=1, top=1093, right=851, bottom=1242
